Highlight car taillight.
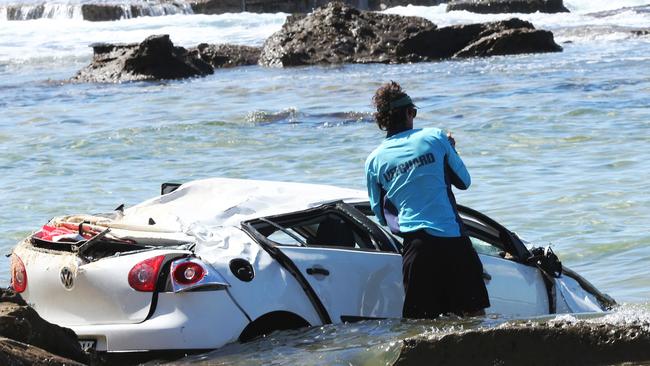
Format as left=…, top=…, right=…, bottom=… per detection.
left=128, top=255, right=165, bottom=292
left=173, top=261, right=206, bottom=285
left=10, top=254, right=27, bottom=293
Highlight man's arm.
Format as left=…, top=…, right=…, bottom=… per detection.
left=444, top=132, right=471, bottom=190
left=365, top=160, right=387, bottom=225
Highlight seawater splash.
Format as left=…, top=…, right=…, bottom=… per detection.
left=1, top=0, right=193, bottom=20
left=152, top=305, right=650, bottom=366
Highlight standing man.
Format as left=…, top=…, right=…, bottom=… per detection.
left=365, top=81, right=490, bottom=319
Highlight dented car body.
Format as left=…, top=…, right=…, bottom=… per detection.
left=10, top=178, right=615, bottom=353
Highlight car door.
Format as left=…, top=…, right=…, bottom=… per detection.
left=472, top=239, right=550, bottom=316
left=355, top=202, right=551, bottom=318
left=243, top=203, right=405, bottom=324
left=462, top=208, right=551, bottom=317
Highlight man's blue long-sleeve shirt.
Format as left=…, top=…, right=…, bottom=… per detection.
left=365, top=128, right=470, bottom=237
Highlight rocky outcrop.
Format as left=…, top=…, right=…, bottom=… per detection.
left=396, top=18, right=561, bottom=59
left=71, top=35, right=260, bottom=83
left=0, top=289, right=88, bottom=365
left=71, top=3, right=561, bottom=81
left=187, top=0, right=446, bottom=15
left=5, top=4, right=46, bottom=20
left=4, top=0, right=454, bottom=21
left=71, top=35, right=261, bottom=83
left=453, top=26, right=562, bottom=57
left=72, top=35, right=213, bottom=83
left=195, top=43, right=261, bottom=68
left=632, top=29, right=650, bottom=36
left=395, top=320, right=650, bottom=366
left=259, top=3, right=437, bottom=66
left=447, top=0, right=569, bottom=14
left=259, top=2, right=562, bottom=66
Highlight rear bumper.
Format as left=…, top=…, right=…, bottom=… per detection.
left=72, top=291, right=249, bottom=352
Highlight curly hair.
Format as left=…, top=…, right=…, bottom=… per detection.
left=372, top=81, right=411, bottom=131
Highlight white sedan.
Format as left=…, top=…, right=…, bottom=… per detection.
left=10, top=178, right=615, bottom=354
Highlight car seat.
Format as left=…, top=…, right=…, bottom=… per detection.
left=311, top=216, right=356, bottom=248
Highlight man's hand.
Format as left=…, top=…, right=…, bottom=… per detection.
left=447, top=132, right=456, bottom=148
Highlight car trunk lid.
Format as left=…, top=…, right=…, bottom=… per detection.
left=13, top=239, right=190, bottom=326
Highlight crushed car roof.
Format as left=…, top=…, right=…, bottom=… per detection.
left=120, top=178, right=368, bottom=232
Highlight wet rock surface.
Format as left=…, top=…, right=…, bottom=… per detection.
left=3, top=0, right=448, bottom=21
left=71, top=3, right=561, bottom=81
left=396, top=319, right=650, bottom=366
left=259, top=3, right=561, bottom=66
left=453, top=26, right=562, bottom=57
left=187, top=0, right=445, bottom=16
left=259, top=3, right=437, bottom=66
left=446, top=0, right=569, bottom=14
left=195, top=43, right=262, bottom=68
left=71, top=35, right=260, bottom=83
left=0, top=289, right=88, bottom=365
left=72, top=34, right=213, bottom=83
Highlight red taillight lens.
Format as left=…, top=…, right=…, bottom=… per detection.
left=11, top=254, right=27, bottom=293
left=173, top=261, right=205, bottom=285
left=128, top=255, right=165, bottom=292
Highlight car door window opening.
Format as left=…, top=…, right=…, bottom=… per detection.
left=354, top=202, right=530, bottom=262
left=245, top=203, right=398, bottom=253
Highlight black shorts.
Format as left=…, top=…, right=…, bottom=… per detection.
left=401, top=231, right=490, bottom=319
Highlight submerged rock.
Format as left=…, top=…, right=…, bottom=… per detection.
left=446, top=0, right=569, bottom=14
left=0, top=288, right=88, bottom=365
left=395, top=319, right=650, bottom=366
left=259, top=2, right=562, bottom=67
left=586, top=4, right=650, bottom=18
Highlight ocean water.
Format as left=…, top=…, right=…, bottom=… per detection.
left=1, top=0, right=650, bottom=364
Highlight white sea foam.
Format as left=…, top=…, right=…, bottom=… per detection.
left=0, top=12, right=287, bottom=64
left=1, top=0, right=649, bottom=65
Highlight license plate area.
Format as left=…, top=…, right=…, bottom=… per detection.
left=79, top=339, right=97, bottom=352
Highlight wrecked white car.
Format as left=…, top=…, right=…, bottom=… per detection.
left=10, top=178, right=615, bottom=354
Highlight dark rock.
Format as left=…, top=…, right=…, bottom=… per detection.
left=188, top=0, right=245, bottom=14
left=0, top=289, right=88, bottom=365
left=259, top=2, right=437, bottom=66
left=395, top=320, right=650, bottom=366
left=397, top=18, right=542, bottom=59
left=631, top=29, right=650, bottom=36
left=0, top=337, right=86, bottom=366
left=72, top=35, right=214, bottom=83
left=187, top=0, right=446, bottom=14
left=447, top=0, right=569, bottom=14
left=0, top=288, right=27, bottom=307
left=259, top=2, right=561, bottom=66
left=79, top=3, right=191, bottom=22
left=193, top=44, right=262, bottom=68
left=454, top=28, right=563, bottom=57
left=80, top=4, right=126, bottom=22
left=6, top=4, right=45, bottom=20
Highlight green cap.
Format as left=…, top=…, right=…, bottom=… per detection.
left=381, top=95, right=417, bottom=112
